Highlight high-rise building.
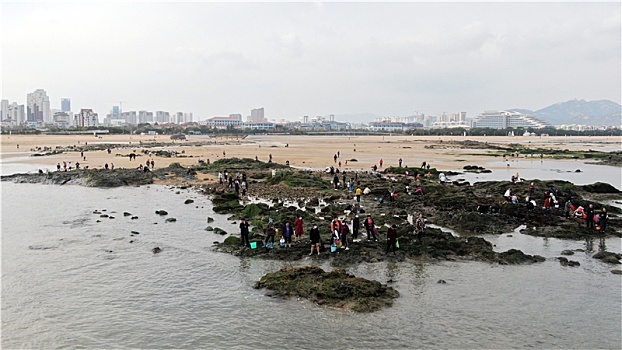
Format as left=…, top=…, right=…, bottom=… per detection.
left=155, top=111, right=170, bottom=123
left=74, top=109, right=99, bottom=127
left=249, top=107, right=265, bottom=122
left=61, top=98, right=71, bottom=112
left=1, top=100, right=8, bottom=121
left=122, top=111, right=137, bottom=125
left=183, top=112, right=193, bottom=123
left=26, top=89, right=51, bottom=123
left=6, top=102, right=25, bottom=124
left=138, top=111, right=153, bottom=124
left=229, top=113, right=242, bottom=121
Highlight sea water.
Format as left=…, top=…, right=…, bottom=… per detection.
left=1, top=182, right=621, bottom=349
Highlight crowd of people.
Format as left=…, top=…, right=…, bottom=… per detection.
left=238, top=211, right=427, bottom=256
left=501, top=181, right=609, bottom=233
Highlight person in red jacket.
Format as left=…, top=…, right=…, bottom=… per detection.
left=386, top=224, right=398, bottom=255
left=330, top=217, right=342, bottom=246
left=294, top=216, right=304, bottom=242
left=364, top=214, right=377, bottom=241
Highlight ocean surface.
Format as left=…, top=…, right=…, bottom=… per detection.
left=1, top=180, right=621, bottom=349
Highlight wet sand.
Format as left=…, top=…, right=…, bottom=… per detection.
left=1, top=134, right=619, bottom=174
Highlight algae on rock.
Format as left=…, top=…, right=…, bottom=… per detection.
left=253, top=266, right=399, bottom=312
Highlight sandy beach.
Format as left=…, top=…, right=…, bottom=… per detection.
left=1, top=134, right=620, bottom=175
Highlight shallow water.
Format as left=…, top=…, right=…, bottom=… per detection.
left=2, top=183, right=621, bottom=349
left=450, top=159, right=622, bottom=190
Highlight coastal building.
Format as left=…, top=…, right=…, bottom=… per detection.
left=205, top=116, right=242, bottom=129
left=26, top=89, right=51, bottom=123
left=242, top=120, right=275, bottom=130
left=471, top=111, right=551, bottom=129
left=53, top=111, right=73, bottom=128
left=74, top=109, right=99, bottom=127
left=61, top=98, right=71, bottom=112
left=2, top=102, right=25, bottom=125
left=368, top=121, right=405, bottom=132
left=183, top=112, right=193, bottom=124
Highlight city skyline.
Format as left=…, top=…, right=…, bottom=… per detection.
left=2, top=2, right=620, bottom=121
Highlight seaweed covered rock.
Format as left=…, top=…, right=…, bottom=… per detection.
left=582, top=182, right=621, bottom=194
left=253, top=266, right=399, bottom=312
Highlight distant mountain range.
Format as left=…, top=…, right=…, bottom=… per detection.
left=334, top=99, right=621, bottom=127
left=510, top=99, right=621, bottom=127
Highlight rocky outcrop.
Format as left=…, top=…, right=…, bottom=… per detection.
left=253, top=266, right=399, bottom=312
left=214, top=227, right=545, bottom=266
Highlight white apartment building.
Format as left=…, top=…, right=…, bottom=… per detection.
left=471, top=111, right=551, bottom=129
left=74, top=109, right=99, bottom=127
left=1, top=100, right=8, bottom=121
left=2, top=102, right=25, bottom=125
left=138, top=111, right=154, bottom=124
left=155, top=111, right=170, bottom=124
left=26, top=89, right=51, bottom=123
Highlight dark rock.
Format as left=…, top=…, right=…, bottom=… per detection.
left=100, top=214, right=109, bottom=218
left=131, top=216, right=138, bottom=220
left=253, top=266, right=399, bottom=312
left=582, top=182, right=620, bottom=193
left=207, top=217, right=214, bottom=223
left=222, top=236, right=240, bottom=246
left=437, top=279, right=447, bottom=284
left=96, top=220, right=101, bottom=223
left=108, top=216, right=115, bottom=219
left=205, top=226, right=214, bottom=231
left=611, top=269, right=622, bottom=275
left=603, top=256, right=621, bottom=264
left=165, top=218, right=177, bottom=223
left=184, top=199, right=194, bottom=204
left=123, top=212, right=132, bottom=216
left=131, top=231, right=140, bottom=235
left=156, top=210, right=168, bottom=215
left=214, top=227, right=228, bottom=235
left=308, top=197, right=320, bottom=206
left=152, top=247, right=162, bottom=254
left=129, top=240, right=134, bottom=243
left=561, top=250, right=574, bottom=256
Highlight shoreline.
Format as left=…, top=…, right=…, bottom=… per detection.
left=1, top=134, right=620, bottom=176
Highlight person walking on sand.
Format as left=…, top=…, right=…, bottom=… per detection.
left=399, top=158, right=402, bottom=167
left=386, top=224, right=398, bottom=255
left=355, top=187, right=362, bottom=203
left=415, top=213, right=426, bottom=242
left=239, top=219, right=250, bottom=248
left=294, top=216, right=304, bottom=242
left=309, top=224, right=321, bottom=255
left=364, top=214, right=377, bottom=241
left=263, top=223, right=276, bottom=249
left=379, top=159, right=383, bottom=168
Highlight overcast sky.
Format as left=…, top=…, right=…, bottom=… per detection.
left=2, top=2, right=620, bottom=121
